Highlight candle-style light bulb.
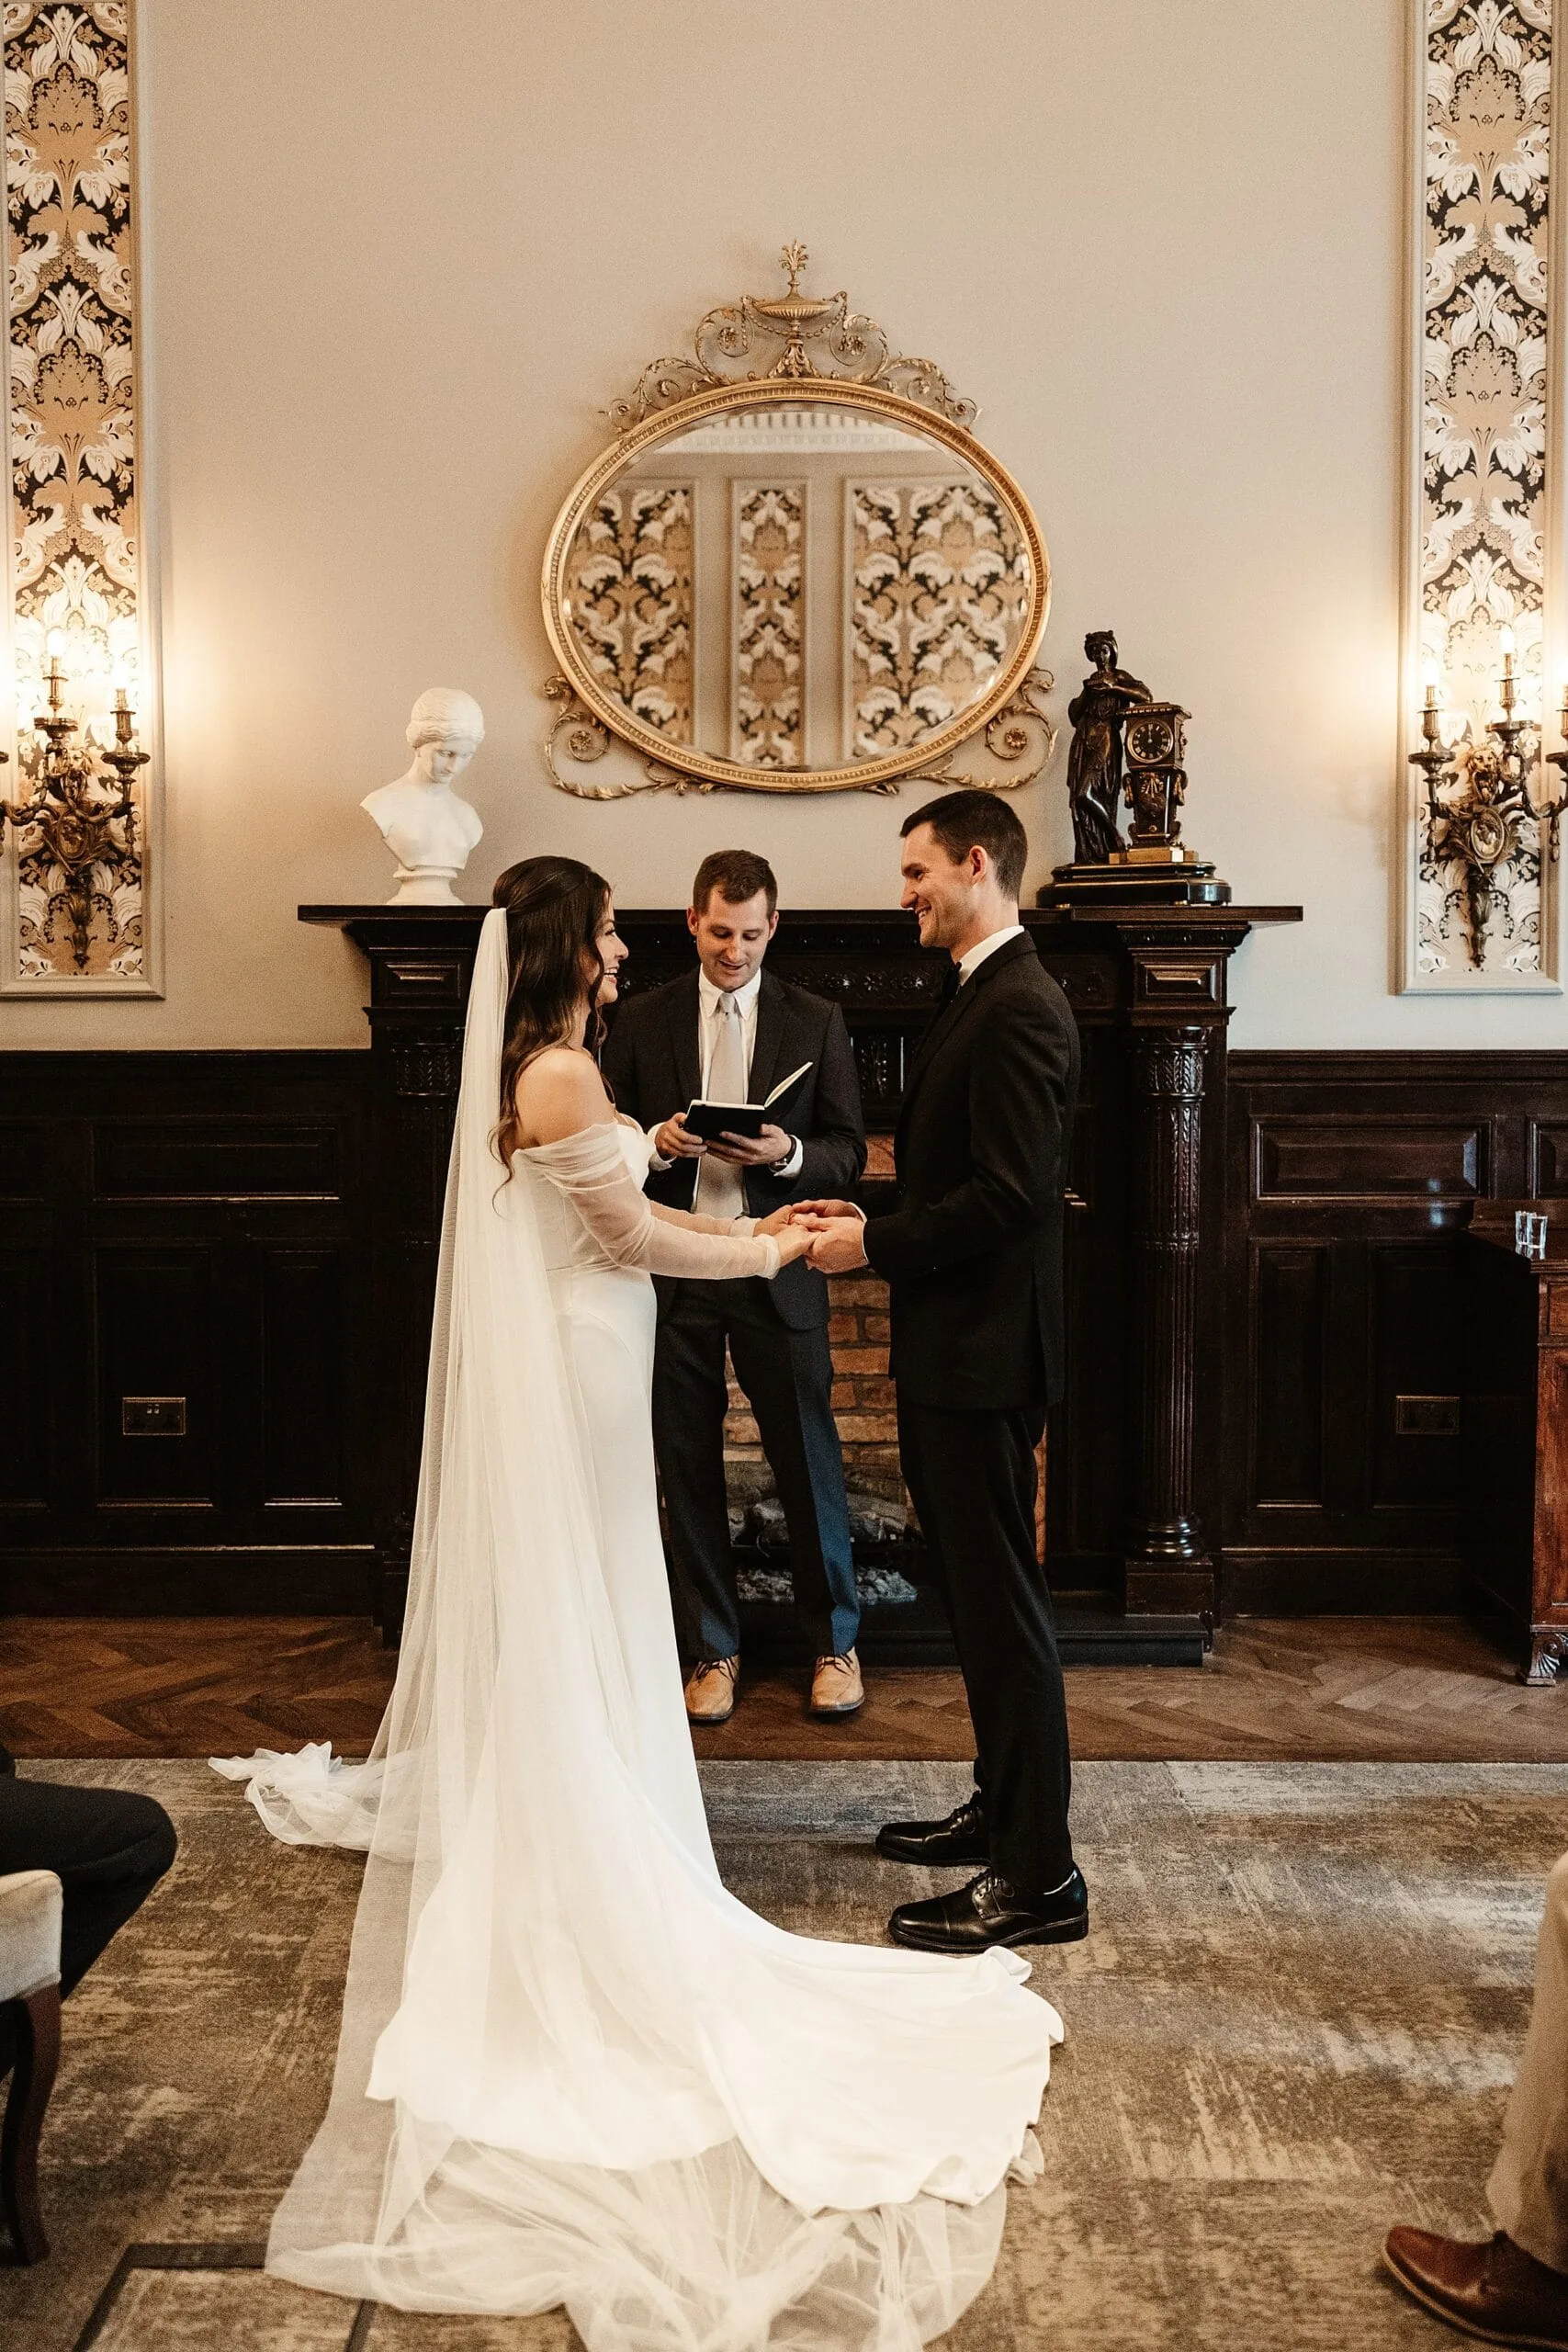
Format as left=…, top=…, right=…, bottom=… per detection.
left=39, top=627, right=67, bottom=718
left=1418, top=659, right=1448, bottom=746
left=1495, top=623, right=1520, bottom=721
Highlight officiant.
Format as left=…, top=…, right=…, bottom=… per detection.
left=604, top=851, right=868, bottom=1725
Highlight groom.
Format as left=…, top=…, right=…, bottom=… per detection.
left=801, top=791, right=1086, bottom=1953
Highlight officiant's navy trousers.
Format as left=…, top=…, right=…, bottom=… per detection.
left=897, top=1396, right=1074, bottom=1895
left=653, top=1277, right=860, bottom=1664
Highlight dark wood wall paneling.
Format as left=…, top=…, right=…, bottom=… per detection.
left=1222, top=1051, right=1568, bottom=1612
left=0, top=1053, right=375, bottom=1611
left=6, top=1034, right=1565, bottom=1622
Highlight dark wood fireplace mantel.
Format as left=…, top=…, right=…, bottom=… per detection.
left=302, top=899, right=1301, bottom=1641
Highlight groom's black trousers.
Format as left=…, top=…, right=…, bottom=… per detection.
left=897, top=1396, right=1074, bottom=1895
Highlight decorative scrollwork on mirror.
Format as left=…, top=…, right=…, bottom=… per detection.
left=605, top=239, right=978, bottom=433
left=540, top=246, right=1051, bottom=799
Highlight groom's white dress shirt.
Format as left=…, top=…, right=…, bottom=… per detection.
left=956, top=922, right=1025, bottom=986
left=648, top=969, right=805, bottom=1220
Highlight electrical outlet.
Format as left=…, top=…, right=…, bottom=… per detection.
left=121, top=1396, right=186, bottom=1437
left=1394, top=1394, right=1460, bottom=1438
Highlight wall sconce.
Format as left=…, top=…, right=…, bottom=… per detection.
left=1409, top=628, right=1568, bottom=968
left=0, top=639, right=149, bottom=973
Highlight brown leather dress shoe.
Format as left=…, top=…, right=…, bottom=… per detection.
left=683, top=1657, right=739, bottom=1726
left=1384, top=2226, right=1568, bottom=2346
left=808, top=1649, right=864, bottom=1719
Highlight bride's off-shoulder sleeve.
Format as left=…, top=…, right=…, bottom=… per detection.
left=524, top=1125, right=781, bottom=1279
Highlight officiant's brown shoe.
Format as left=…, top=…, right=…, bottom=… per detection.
left=808, top=1650, right=864, bottom=1719
left=1383, top=2226, right=1568, bottom=2346
left=684, top=1657, right=739, bottom=1726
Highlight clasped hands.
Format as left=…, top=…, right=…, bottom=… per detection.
left=754, top=1198, right=869, bottom=1272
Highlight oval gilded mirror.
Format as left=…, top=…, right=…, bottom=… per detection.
left=540, top=254, right=1051, bottom=797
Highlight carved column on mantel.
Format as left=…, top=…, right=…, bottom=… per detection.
left=1126, top=1024, right=1209, bottom=1604
left=1036, top=903, right=1303, bottom=1621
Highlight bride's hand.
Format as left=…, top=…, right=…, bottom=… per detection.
left=754, top=1204, right=798, bottom=1238
left=773, top=1222, right=816, bottom=1265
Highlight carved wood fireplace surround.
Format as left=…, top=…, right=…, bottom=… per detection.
left=301, top=899, right=1301, bottom=1651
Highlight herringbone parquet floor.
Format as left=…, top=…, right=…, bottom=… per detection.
left=2, top=1612, right=1565, bottom=1761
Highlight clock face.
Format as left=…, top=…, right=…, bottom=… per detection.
left=1126, top=714, right=1176, bottom=765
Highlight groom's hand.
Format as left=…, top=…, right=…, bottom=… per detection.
left=804, top=1216, right=870, bottom=1273
left=790, top=1198, right=862, bottom=1222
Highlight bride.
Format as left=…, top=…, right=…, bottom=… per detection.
left=214, top=856, right=1064, bottom=2350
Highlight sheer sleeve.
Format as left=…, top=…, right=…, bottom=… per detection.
left=523, top=1125, right=781, bottom=1279
left=655, top=1204, right=760, bottom=1238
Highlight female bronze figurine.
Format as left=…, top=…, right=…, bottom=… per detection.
left=1065, top=630, right=1151, bottom=864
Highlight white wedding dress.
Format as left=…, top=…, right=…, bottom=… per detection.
left=213, top=906, right=1063, bottom=2350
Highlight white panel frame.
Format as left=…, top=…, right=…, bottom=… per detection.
left=0, top=0, right=164, bottom=1001
left=1398, top=0, right=1564, bottom=996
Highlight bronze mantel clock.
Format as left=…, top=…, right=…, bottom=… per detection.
left=1043, top=631, right=1227, bottom=908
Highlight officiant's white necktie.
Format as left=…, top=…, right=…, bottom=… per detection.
left=696, top=991, right=747, bottom=1222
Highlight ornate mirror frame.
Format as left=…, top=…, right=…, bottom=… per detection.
left=539, top=248, right=1053, bottom=799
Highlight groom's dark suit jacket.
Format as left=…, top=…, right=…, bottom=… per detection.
left=863, top=933, right=1078, bottom=1408
left=602, top=967, right=866, bottom=1332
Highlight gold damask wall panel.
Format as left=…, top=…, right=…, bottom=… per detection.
left=733, top=482, right=803, bottom=768
left=1405, top=0, right=1561, bottom=989
left=849, top=481, right=1028, bottom=761
left=2, top=0, right=153, bottom=992
left=563, top=482, right=694, bottom=744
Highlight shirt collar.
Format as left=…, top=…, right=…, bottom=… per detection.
left=698, top=967, right=763, bottom=1017
left=956, top=922, right=1025, bottom=985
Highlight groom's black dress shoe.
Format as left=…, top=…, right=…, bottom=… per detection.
left=888, top=1866, right=1089, bottom=1954
left=874, top=1793, right=988, bottom=1868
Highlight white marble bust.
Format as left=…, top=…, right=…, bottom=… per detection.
left=362, top=686, right=486, bottom=904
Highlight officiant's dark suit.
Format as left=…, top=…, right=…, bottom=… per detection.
left=602, top=958, right=866, bottom=1668
left=864, top=930, right=1079, bottom=1896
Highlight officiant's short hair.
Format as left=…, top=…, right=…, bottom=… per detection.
left=692, top=851, right=778, bottom=918
left=901, top=791, right=1027, bottom=900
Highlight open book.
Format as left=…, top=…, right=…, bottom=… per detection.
left=683, top=1061, right=814, bottom=1143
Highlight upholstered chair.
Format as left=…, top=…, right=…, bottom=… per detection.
left=0, top=1870, right=62, bottom=2262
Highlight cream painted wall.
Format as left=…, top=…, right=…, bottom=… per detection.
left=5, top=0, right=1542, bottom=1050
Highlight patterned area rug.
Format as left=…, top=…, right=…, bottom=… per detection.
left=0, top=1758, right=1561, bottom=2350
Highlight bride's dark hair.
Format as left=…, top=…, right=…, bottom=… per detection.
left=491, top=856, right=614, bottom=1169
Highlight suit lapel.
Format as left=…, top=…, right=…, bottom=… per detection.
left=664, top=969, right=704, bottom=1111
left=897, top=979, right=983, bottom=1139
left=897, top=933, right=1038, bottom=1133
left=748, top=970, right=787, bottom=1104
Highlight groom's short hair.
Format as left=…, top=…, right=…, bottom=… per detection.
left=901, top=791, right=1028, bottom=900
left=692, top=850, right=778, bottom=917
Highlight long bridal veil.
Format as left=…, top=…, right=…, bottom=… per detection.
left=218, top=907, right=1062, bottom=2350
